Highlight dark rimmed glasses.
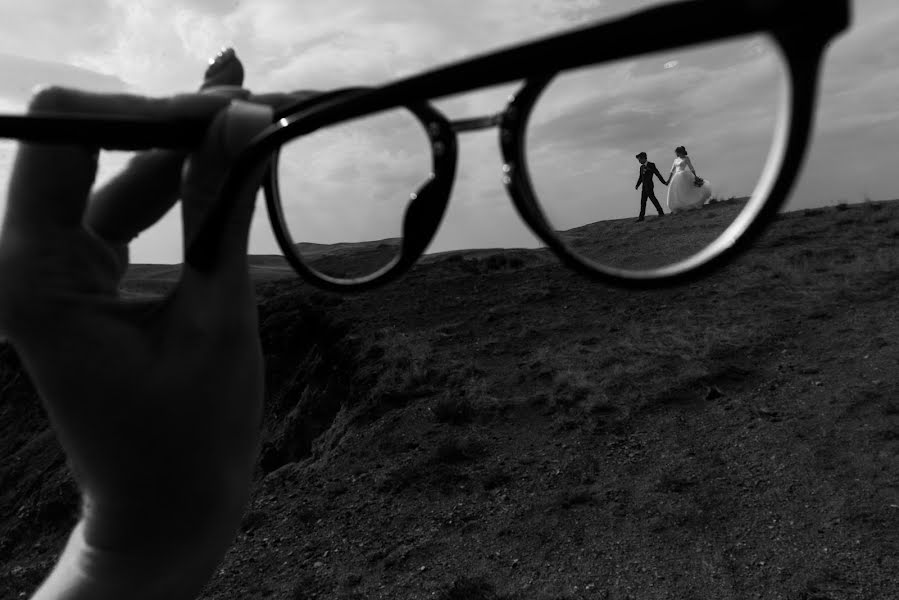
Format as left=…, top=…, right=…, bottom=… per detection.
left=0, top=0, right=851, bottom=292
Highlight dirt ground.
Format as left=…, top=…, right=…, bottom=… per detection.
left=1, top=198, right=897, bottom=599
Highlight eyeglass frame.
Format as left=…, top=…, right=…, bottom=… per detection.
left=193, top=0, right=851, bottom=292
left=0, top=0, right=851, bottom=292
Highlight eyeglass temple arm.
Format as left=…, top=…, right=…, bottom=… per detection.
left=368, top=0, right=850, bottom=106
left=0, top=88, right=352, bottom=150
left=0, top=114, right=210, bottom=150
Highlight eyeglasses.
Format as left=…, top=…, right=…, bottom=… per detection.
left=0, top=0, right=851, bottom=292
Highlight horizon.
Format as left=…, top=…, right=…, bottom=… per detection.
left=136, top=194, right=899, bottom=268
left=1, top=0, right=897, bottom=264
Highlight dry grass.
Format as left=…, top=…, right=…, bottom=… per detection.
left=351, top=327, right=437, bottom=420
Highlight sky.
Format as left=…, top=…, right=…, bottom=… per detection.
left=0, top=0, right=897, bottom=264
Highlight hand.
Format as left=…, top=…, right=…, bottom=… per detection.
left=85, top=48, right=320, bottom=252
left=1, top=86, right=272, bottom=599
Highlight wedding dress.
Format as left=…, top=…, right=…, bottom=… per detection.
left=666, top=157, right=712, bottom=213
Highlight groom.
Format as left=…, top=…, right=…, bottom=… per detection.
left=634, top=152, right=667, bottom=222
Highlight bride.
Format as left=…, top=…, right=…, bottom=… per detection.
left=666, top=146, right=712, bottom=213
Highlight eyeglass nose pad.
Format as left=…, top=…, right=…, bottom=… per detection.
left=399, top=119, right=458, bottom=259
left=400, top=173, right=453, bottom=258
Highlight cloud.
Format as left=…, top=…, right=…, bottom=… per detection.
left=0, top=53, right=129, bottom=108
left=528, top=38, right=783, bottom=157
left=177, top=0, right=242, bottom=16
left=784, top=0, right=899, bottom=209
left=1, top=0, right=898, bottom=264
left=238, top=0, right=609, bottom=93
left=0, top=0, right=112, bottom=61
left=68, top=1, right=240, bottom=93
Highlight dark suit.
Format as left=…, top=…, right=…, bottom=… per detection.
left=635, top=161, right=666, bottom=219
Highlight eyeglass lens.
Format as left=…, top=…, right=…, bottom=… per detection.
left=273, top=106, right=432, bottom=281
left=525, top=34, right=787, bottom=272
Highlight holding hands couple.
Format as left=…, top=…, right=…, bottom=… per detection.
left=634, top=146, right=712, bottom=222
left=0, top=49, right=310, bottom=600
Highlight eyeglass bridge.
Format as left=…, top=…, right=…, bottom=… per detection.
left=450, top=113, right=503, bottom=133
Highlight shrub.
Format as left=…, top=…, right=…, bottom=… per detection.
left=432, top=395, right=475, bottom=425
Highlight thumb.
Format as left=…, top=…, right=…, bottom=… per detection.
left=180, top=100, right=272, bottom=279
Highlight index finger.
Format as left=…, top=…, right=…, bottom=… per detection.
left=4, top=87, right=234, bottom=234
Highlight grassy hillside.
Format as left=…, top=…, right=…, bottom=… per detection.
left=1, top=199, right=897, bottom=599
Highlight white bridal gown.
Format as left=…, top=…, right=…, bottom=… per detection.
left=666, top=157, right=712, bottom=213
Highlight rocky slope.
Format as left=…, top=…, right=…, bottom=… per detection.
left=1, top=199, right=897, bottom=599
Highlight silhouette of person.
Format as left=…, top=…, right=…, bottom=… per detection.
left=634, top=152, right=667, bottom=222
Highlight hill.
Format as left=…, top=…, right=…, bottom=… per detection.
left=1, top=199, right=897, bottom=599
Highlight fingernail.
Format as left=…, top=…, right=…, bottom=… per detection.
left=30, top=84, right=51, bottom=96
left=208, top=47, right=234, bottom=65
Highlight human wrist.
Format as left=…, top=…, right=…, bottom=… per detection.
left=34, top=487, right=249, bottom=600
left=31, top=519, right=230, bottom=600
left=79, top=481, right=248, bottom=555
